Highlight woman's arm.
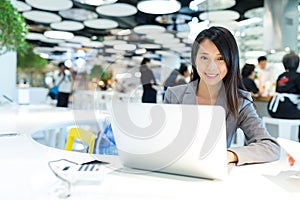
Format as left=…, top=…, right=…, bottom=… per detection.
left=228, top=99, right=280, bottom=165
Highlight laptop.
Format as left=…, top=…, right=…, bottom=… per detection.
left=277, top=137, right=300, bottom=160
left=107, top=102, right=228, bottom=180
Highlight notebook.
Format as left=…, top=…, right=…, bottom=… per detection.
left=108, top=102, right=228, bottom=180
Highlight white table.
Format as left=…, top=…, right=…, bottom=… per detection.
left=0, top=104, right=299, bottom=200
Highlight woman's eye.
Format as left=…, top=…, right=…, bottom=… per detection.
left=217, top=57, right=224, bottom=61
left=200, top=56, right=208, bottom=60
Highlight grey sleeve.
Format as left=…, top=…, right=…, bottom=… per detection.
left=228, top=102, right=280, bottom=165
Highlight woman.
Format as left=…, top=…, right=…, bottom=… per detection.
left=241, top=63, right=263, bottom=97
left=164, top=26, right=280, bottom=165
left=140, top=58, right=157, bottom=103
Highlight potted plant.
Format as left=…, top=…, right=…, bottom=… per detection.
left=0, top=0, right=29, bottom=55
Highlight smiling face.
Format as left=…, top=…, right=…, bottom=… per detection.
left=195, top=39, right=228, bottom=87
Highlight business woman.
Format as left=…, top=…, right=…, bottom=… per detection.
left=164, top=26, right=280, bottom=165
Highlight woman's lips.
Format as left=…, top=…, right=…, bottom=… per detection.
left=205, top=72, right=218, bottom=79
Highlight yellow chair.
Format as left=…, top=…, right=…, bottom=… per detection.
left=65, top=128, right=96, bottom=154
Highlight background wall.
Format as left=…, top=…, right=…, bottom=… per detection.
left=0, top=51, right=17, bottom=103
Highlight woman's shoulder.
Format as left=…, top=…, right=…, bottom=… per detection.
left=167, top=81, right=196, bottom=94
left=165, top=81, right=196, bottom=103
left=238, top=89, right=253, bottom=106
left=167, top=83, right=188, bottom=91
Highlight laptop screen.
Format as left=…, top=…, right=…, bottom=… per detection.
left=108, top=102, right=228, bottom=180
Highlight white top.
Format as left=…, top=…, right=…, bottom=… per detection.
left=257, top=67, right=275, bottom=85
left=53, top=69, right=72, bottom=93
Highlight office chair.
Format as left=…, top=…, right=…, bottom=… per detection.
left=65, top=127, right=96, bottom=154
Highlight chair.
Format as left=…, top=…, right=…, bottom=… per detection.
left=65, top=127, right=96, bottom=154
left=262, top=116, right=300, bottom=140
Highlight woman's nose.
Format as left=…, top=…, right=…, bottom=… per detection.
left=207, top=59, right=217, bottom=69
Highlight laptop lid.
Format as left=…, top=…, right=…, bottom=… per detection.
left=277, top=137, right=300, bottom=160
left=108, top=102, right=228, bottom=180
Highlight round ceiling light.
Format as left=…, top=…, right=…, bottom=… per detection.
left=14, top=1, right=32, bottom=12
left=113, top=44, right=137, bottom=51
left=66, top=36, right=91, bottom=44
left=84, top=19, right=118, bottom=29
left=23, top=10, right=61, bottom=24
left=82, top=41, right=104, bottom=48
left=199, top=10, right=240, bottom=21
left=50, top=21, right=85, bottom=31
left=74, top=0, right=117, bottom=6
left=25, top=32, right=44, bottom=40
left=137, top=0, right=181, bottom=15
left=244, top=7, right=264, bottom=19
left=189, top=0, right=236, bottom=11
left=59, top=8, right=98, bottom=21
left=133, top=25, right=166, bottom=34
left=103, top=39, right=127, bottom=46
left=96, top=3, right=137, bottom=17
left=25, top=0, right=73, bottom=11
left=44, top=30, right=74, bottom=40
left=138, top=43, right=162, bottom=50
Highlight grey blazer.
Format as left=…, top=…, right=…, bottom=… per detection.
left=164, top=80, right=280, bottom=165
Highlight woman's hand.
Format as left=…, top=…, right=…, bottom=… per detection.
left=227, top=150, right=238, bottom=164
left=287, top=153, right=295, bottom=166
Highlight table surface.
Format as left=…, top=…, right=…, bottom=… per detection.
left=0, top=104, right=299, bottom=200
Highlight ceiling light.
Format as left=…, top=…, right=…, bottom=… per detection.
left=84, top=19, right=118, bottom=29
left=13, top=1, right=32, bottom=12
left=74, top=0, right=117, bottom=6
left=244, top=50, right=266, bottom=57
left=96, top=3, right=137, bottom=17
left=137, top=0, right=181, bottom=15
left=117, top=29, right=132, bottom=36
left=189, top=0, right=236, bottom=11
left=25, top=0, right=73, bottom=11
left=39, top=53, right=49, bottom=59
left=199, top=10, right=240, bottom=21
left=44, top=30, right=74, bottom=40
left=50, top=20, right=84, bottom=31
left=135, top=48, right=147, bottom=55
left=113, top=44, right=136, bottom=51
left=23, top=10, right=61, bottom=24
left=189, top=0, right=206, bottom=11
left=133, top=25, right=166, bottom=34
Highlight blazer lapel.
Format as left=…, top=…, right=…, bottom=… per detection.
left=181, top=81, right=198, bottom=104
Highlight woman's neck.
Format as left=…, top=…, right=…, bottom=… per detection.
left=196, top=80, right=221, bottom=105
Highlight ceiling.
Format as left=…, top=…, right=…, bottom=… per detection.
left=14, top=0, right=284, bottom=68
left=17, top=0, right=264, bottom=36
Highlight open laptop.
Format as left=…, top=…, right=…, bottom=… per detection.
left=107, top=102, right=228, bottom=180
left=277, top=137, right=300, bottom=160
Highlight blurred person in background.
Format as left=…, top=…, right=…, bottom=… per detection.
left=241, top=63, right=263, bottom=97
left=268, top=52, right=300, bottom=141
left=255, top=56, right=275, bottom=95
left=140, top=58, right=157, bottom=103
left=54, top=62, right=73, bottom=107
left=164, top=63, right=190, bottom=89
left=163, top=63, right=190, bottom=99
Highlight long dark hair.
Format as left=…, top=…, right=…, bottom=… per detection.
left=191, top=26, right=245, bottom=119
